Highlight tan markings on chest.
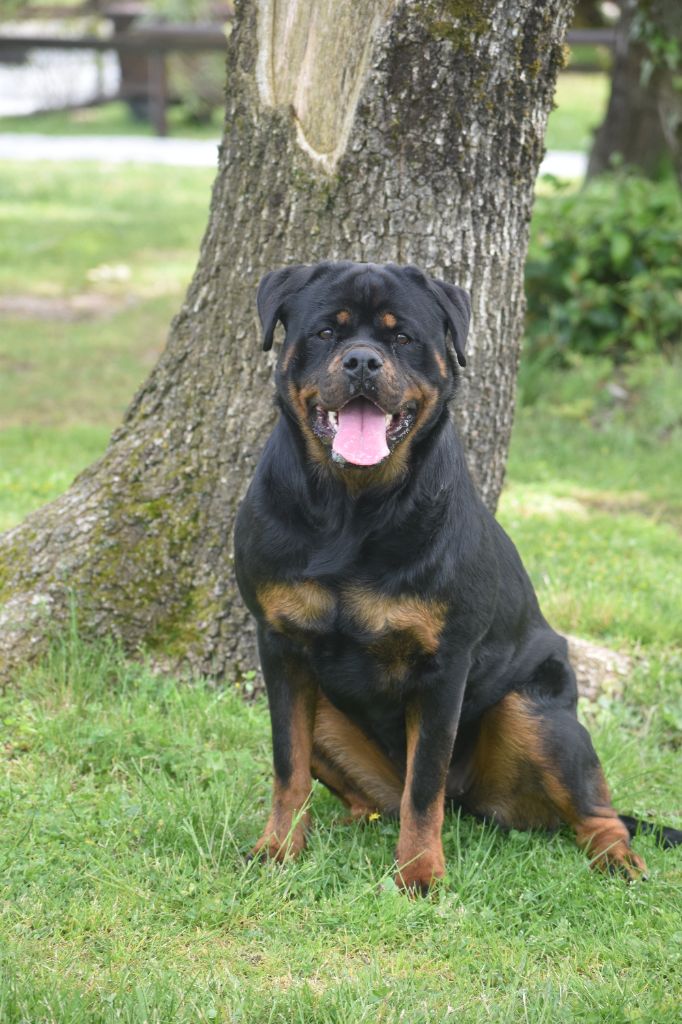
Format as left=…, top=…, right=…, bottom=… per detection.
left=344, top=587, right=446, bottom=651
left=258, top=581, right=335, bottom=635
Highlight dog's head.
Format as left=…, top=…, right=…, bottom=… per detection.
left=257, top=261, right=470, bottom=481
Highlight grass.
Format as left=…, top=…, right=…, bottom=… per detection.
left=1, top=632, right=680, bottom=1023
left=0, top=160, right=214, bottom=531
left=0, top=161, right=214, bottom=297
left=501, top=355, right=682, bottom=649
left=1, top=160, right=681, bottom=1021
left=544, top=73, right=609, bottom=152
left=0, top=100, right=223, bottom=140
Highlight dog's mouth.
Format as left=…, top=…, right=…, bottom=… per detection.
left=311, top=396, right=417, bottom=467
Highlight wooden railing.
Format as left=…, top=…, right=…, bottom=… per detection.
left=0, top=23, right=228, bottom=135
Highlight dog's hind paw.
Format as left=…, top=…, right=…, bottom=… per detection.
left=590, top=843, right=649, bottom=882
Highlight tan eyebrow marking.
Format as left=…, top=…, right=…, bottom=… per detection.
left=380, top=311, right=397, bottom=329
left=336, top=309, right=351, bottom=325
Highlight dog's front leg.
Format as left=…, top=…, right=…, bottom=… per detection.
left=251, top=628, right=317, bottom=862
left=395, top=667, right=467, bottom=893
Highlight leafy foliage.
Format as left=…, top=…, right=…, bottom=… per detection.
left=632, top=0, right=682, bottom=85
left=525, top=174, right=682, bottom=364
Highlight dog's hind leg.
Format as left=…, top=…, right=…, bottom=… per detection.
left=462, top=688, right=648, bottom=880
left=312, top=694, right=403, bottom=819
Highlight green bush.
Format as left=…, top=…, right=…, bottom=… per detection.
left=525, top=174, right=682, bottom=365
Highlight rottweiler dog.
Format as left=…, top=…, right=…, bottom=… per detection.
left=234, top=260, right=680, bottom=892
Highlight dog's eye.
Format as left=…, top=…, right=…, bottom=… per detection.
left=396, top=333, right=411, bottom=345
left=318, top=328, right=335, bottom=341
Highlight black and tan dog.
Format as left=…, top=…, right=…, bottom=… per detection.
left=234, top=260, right=680, bottom=892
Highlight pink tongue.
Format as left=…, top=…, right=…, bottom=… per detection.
left=332, top=398, right=389, bottom=466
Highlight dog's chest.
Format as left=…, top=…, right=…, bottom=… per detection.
left=257, top=579, right=445, bottom=682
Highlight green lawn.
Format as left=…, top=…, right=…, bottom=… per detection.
left=504, top=355, right=682, bottom=649
left=0, top=161, right=214, bottom=298
left=1, top=637, right=680, bottom=1023
left=0, top=160, right=680, bottom=1022
left=0, top=161, right=214, bottom=531
left=544, top=73, right=609, bottom=152
left=0, top=100, right=223, bottom=140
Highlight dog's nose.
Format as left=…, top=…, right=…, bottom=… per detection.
left=342, top=346, right=384, bottom=381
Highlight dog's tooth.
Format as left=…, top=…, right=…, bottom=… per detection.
left=385, top=414, right=392, bottom=430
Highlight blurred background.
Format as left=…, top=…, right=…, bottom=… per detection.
left=0, top=0, right=232, bottom=132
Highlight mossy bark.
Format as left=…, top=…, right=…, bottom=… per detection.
left=0, top=0, right=573, bottom=683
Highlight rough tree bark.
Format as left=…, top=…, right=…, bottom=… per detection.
left=0, top=0, right=573, bottom=683
left=587, top=0, right=682, bottom=182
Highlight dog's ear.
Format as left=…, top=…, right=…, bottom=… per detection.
left=257, top=264, right=321, bottom=351
left=428, top=277, right=471, bottom=369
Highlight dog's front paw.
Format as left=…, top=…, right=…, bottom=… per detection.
left=248, top=813, right=309, bottom=863
left=394, top=847, right=446, bottom=895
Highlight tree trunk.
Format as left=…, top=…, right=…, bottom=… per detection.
left=0, top=0, right=573, bottom=684
left=587, top=0, right=680, bottom=181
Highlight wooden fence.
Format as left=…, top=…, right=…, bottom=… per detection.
left=0, top=24, right=227, bottom=135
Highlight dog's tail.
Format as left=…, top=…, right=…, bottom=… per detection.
left=619, top=814, right=682, bottom=849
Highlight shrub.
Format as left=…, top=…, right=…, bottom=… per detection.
left=524, top=174, right=682, bottom=365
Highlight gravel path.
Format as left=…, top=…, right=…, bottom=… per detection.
left=0, top=132, right=220, bottom=167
